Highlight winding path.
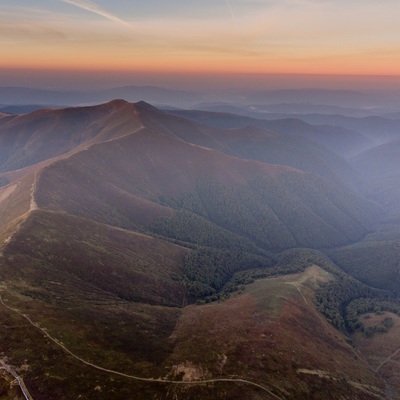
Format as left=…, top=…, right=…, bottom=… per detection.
left=0, top=294, right=284, bottom=399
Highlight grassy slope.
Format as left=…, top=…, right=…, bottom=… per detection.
left=0, top=261, right=386, bottom=399
left=0, top=173, right=33, bottom=245
left=2, top=210, right=188, bottom=306
left=0, top=100, right=142, bottom=173
left=162, top=266, right=384, bottom=399
left=352, top=311, right=400, bottom=397
left=0, top=208, right=189, bottom=399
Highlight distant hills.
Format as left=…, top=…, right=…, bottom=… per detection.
left=2, top=85, right=399, bottom=113
left=0, top=85, right=202, bottom=108
left=0, top=99, right=400, bottom=398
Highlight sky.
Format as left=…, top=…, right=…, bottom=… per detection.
left=2, top=0, right=400, bottom=90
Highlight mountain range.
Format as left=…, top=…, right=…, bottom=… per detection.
left=0, top=99, right=399, bottom=399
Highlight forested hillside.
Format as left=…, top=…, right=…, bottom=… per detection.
left=0, top=100, right=399, bottom=399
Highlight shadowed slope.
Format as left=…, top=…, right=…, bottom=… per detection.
left=352, top=139, right=400, bottom=221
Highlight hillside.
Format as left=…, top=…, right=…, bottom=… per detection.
left=0, top=100, right=398, bottom=399
left=166, top=109, right=374, bottom=159
left=32, top=107, right=377, bottom=251
left=0, top=100, right=143, bottom=174
left=352, top=140, right=400, bottom=218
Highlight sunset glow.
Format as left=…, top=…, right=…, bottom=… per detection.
left=2, top=0, right=400, bottom=88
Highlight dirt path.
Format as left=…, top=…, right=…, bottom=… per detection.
left=0, top=294, right=284, bottom=399
left=29, top=172, right=38, bottom=211
left=0, top=359, right=34, bottom=400
left=375, top=346, right=400, bottom=373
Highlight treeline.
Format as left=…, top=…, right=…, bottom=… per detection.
left=182, top=247, right=271, bottom=300
left=345, top=298, right=400, bottom=335
left=315, top=275, right=390, bottom=333
left=183, top=247, right=338, bottom=303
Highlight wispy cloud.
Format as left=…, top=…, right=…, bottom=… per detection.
left=224, top=0, right=237, bottom=23
left=60, top=0, right=132, bottom=28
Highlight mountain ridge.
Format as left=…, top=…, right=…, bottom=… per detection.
left=0, top=99, right=398, bottom=399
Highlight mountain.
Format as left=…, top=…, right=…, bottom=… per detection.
left=0, top=86, right=202, bottom=108
left=0, top=100, right=378, bottom=251
left=166, top=108, right=373, bottom=159
left=0, top=99, right=398, bottom=399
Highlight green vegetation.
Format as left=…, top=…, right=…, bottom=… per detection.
left=345, top=298, right=400, bottom=336
left=154, top=177, right=374, bottom=254
left=151, top=209, right=262, bottom=254
left=182, top=247, right=271, bottom=300
left=328, top=234, right=400, bottom=295
left=315, top=277, right=393, bottom=332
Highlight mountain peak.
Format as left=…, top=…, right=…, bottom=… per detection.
left=106, top=98, right=130, bottom=107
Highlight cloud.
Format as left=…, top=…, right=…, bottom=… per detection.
left=60, top=0, right=132, bottom=28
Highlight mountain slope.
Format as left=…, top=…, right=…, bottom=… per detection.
left=32, top=114, right=377, bottom=250
left=0, top=100, right=142, bottom=173
left=166, top=109, right=373, bottom=159
left=352, top=139, right=400, bottom=220
left=0, top=99, right=394, bottom=399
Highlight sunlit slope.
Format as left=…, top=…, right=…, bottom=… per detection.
left=0, top=100, right=143, bottom=174
left=33, top=119, right=377, bottom=250
left=0, top=173, right=35, bottom=245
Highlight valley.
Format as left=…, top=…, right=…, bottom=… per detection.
left=0, top=98, right=400, bottom=399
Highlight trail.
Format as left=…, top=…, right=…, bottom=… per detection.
left=0, top=294, right=284, bottom=399
left=375, top=346, right=400, bottom=373
left=0, top=359, right=34, bottom=400
left=29, top=172, right=38, bottom=211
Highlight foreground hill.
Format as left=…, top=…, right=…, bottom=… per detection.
left=0, top=100, right=398, bottom=399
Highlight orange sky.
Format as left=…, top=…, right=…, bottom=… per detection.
left=2, top=1, right=400, bottom=88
